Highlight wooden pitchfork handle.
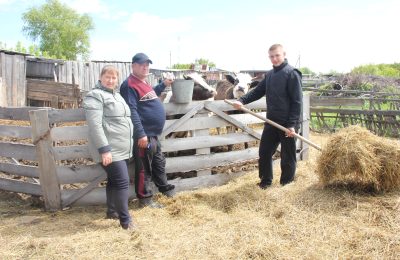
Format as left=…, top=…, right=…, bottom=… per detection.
left=224, top=99, right=322, bottom=151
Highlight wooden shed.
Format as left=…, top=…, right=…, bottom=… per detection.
left=0, top=50, right=28, bottom=107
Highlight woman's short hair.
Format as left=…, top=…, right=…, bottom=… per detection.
left=100, top=65, right=119, bottom=77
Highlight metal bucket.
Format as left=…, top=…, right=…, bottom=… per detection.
left=171, top=79, right=194, bottom=103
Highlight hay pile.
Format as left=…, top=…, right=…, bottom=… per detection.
left=316, top=125, right=400, bottom=192
left=1, top=133, right=399, bottom=259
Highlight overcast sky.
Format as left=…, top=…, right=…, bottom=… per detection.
left=0, top=0, right=398, bottom=73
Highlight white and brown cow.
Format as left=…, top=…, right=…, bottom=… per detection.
left=161, top=72, right=217, bottom=103
left=214, top=73, right=253, bottom=100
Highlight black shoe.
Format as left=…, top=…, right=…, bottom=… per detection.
left=121, top=221, right=137, bottom=231
left=280, top=180, right=294, bottom=186
left=106, top=212, right=119, bottom=219
left=162, top=188, right=176, bottom=198
left=138, top=198, right=164, bottom=209
left=257, top=181, right=271, bottom=190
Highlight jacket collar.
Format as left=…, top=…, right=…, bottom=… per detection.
left=273, top=59, right=288, bottom=72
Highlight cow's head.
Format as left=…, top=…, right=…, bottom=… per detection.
left=183, top=72, right=217, bottom=100
left=225, top=73, right=253, bottom=98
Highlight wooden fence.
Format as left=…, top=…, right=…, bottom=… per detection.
left=0, top=95, right=310, bottom=211
left=309, top=95, right=400, bottom=137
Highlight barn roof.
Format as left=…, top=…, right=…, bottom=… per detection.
left=0, top=49, right=31, bottom=56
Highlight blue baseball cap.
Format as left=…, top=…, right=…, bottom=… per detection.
left=132, top=53, right=153, bottom=64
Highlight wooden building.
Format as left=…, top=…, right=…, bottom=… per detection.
left=0, top=50, right=28, bottom=107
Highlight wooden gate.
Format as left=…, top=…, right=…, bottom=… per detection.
left=0, top=95, right=310, bottom=211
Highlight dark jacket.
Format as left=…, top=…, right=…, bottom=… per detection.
left=83, top=81, right=134, bottom=163
left=120, top=74, right=167, bottom=139
left=239, top=60, right=302, bottom=128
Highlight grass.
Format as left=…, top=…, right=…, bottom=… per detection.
left=0, top=133, right=399, bottom=259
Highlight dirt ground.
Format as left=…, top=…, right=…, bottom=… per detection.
left=0, top=132, right=399, bottom=259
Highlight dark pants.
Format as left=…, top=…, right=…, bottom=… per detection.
left=258, top=124, right=297, bottom=185
left=102, top=160, right=131, bottom=226
left=134, top=136, right=172, bottom=199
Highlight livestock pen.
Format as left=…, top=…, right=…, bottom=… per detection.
left=0, top=95, right=310, bottom=211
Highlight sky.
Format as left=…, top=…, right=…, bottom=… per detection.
left=0, top=0, right=399, bottom=73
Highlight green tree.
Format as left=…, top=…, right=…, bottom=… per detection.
left=351, top=63, right=400, bottom=78
left=171, top=63, right=192, bottom=69
left=171, top=58, right=216, bottom=70
left=14, top=41, right=27, bottom=53
left=298, top=67, right=315, bottom=76
left=195, top=58, right=216, bottom=68
left=0, top=41, right=9, bottom=50
left=22, top=0, right=94, bottom=60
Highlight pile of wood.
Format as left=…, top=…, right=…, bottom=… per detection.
left=27, top=79, right=81, bottom=108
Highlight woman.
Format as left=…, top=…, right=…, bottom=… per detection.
left=83, top=65, right=135, bottom=230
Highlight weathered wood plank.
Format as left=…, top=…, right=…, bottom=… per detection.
left=5, top=54, right=12, bottom=106
left=28, top=92, right=79, bottom=103
left=163, top=112, right=266, bottom=132
left=0, top=53, right=6, bottom=107
left=160, top=103, right=204, bottom=139
left=27, top=79, right=79, bottom=96
left=17, top=55, right=26, bottom=107
left=47, top=108, right=85, bottom=123
left=205, top=102, right=261, bottom=140
left=0, top=142, right=36, bottom=160
left=12, top=55, right=19, bottom=106
left=165, top=147, right=258, bottom=173
left=0, top=177, right=42, bottom=196
left=9, top=55, right=19, bottom=107
left=51, top=125, right=88, bottom=141
left=164, top=98, right=266, bottom=116
left=161, top=132, right=259, bottom=152
left=57, top=164, right=104, bottom=184
left=0, top=163, right=39, bottom=178
left=60, top=172, right=245, bottom=206
left=310, top=96, right=364, bottom=107
left=301, top=93, right=310, bottom=160
left=0, top=125, right=32, bottom=138
left=0, top=106, right=44, bottom=120
left=53, top=145, right=90, bottom=160
left=61, top=171, right=107, bottom=208
left=30, top=109, right=61, bottom=210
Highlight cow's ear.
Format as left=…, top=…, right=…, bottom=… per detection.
left=225, top=75, right=235, bottom=84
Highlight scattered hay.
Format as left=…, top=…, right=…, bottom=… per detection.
left=316, top=125, right=400, bottom=192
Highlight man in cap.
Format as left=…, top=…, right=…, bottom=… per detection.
left=120, top=52, right=175, bottom=208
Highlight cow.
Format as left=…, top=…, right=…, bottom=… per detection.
left=214, top=73, right=253, bottom=100
left=212, top=73, right=255, bottom=151
left=160, top=72, right=217, bottom=103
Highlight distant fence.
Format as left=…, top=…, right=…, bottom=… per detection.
left=309, top=95, right=400, bottom=137
left=0, top=95, right=311, bottom=211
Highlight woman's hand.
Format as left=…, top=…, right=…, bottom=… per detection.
left=101, top=152, right=112, bottom=166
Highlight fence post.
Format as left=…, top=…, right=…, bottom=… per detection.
left=29, top=109, right=61, bottom=211
left=301, top=92, right=310, bottom=160
left=192, top=102, right=211, bottom=176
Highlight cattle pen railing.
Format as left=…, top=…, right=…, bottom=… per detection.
left=0, top=95, right=310, bottom=211
left=309, top=95, right=400, bottom=137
